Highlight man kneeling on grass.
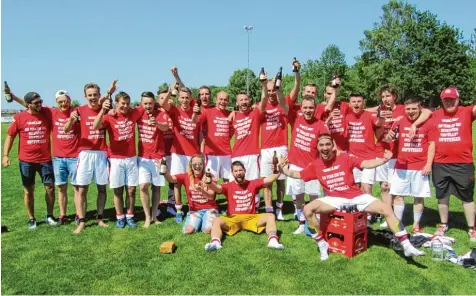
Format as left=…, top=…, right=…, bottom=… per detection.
left=280, top=133, right=425, bottom=261
left=204, top=161, right=285, bottom=251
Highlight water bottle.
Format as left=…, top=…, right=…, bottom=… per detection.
left=431, top=239, right=444, bottom=261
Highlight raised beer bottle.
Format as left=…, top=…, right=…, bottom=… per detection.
left=274, top=67, right=283, bottom=90
left=4, top=81, right=12, bottom=103
left=159, top=157, right=167, bottom=175
left=205, top=168, right=212, bottom=184
left=171, top=83, right=179, bottom=97
left=259, top=67, right=266, bottom=81
left=292, top=57, right=300, bottom=72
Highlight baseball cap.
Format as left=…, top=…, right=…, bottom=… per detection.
left=24, top=92, right=41, bottom=104
left=55, top=90, right=70, bottom=99
left=440, top=87, right=459, bottom=100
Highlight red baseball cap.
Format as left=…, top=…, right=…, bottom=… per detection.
left=440, top=87, right=459, bottom=100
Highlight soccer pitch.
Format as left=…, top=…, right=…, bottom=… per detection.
left=1, top=123, right=475, bottom=295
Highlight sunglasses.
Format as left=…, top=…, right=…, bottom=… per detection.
left=31, top=100, right=43, bottom=105
left=191, top=162, right=204, bottom=168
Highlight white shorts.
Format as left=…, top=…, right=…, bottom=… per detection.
left=75, top=150, right=109, bottom=186
left=109, top=157, right=139, bottom=189
left=353, top=167, right=375, bottom=185
left=138, top=157, right=166, bottom=187
left=230, top=154, right=260, bottom=180
left=389, top=169, right=431, bottom=198
left=206, top=155, right=232, bottom=180
left=375, top=159, right=396, bottom=183
left=320, top=194, right=378, bottom=212
left=170, top=153, right=192, bottom=175
left=260, top=146, right=287, bottom=180
left=286, top=164, right=321, bottom=196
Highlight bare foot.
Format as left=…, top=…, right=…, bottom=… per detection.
left=73, top=223, right=85, bottom=234
left=97, top=219, right=108, bottom=228
left=152, top=219, right=162, bottom=225
left=143, top=220, right=151, bottom=228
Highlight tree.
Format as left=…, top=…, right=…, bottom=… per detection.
left=357, top=0, right=473, bottom=106
left=227, top=69, right=261, bottom=104
left=71, top=100, right=80, bottom=107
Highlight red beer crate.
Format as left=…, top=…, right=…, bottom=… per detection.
left=320, top=210, right=368, bottom=258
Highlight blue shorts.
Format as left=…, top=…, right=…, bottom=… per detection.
left=182, top=209, right=218, bottom=233
left=53, top=157, right=78, bottom=185
left=19, top=161, right=54, bottom=186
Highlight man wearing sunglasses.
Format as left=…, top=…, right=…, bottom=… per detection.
left=9, top=90, right=81, bottom=226
left=3, top=92, right=57, bottom=229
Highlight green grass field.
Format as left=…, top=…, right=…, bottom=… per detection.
left=1, top=122, right=475, bottom=295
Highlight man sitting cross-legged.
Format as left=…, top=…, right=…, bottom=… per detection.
left=204, top=161, right=285, bottom=251
left=280, top=133, right=425, bottom=261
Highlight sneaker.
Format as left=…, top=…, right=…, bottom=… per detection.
left=116, top=218, right=126, bottom=229
left=126, top=218, right=137, bottom=228
left=57, top=216, right=66, bottom=225
left=403, top=243, right=425, bottom=257
left=175, top=212, right=183, bottom=223
left=45, top=216, right=58, bottom=226
left=469, top=228, right=476, bottom=243
left=412, top=227, right=422, bottom=234
left=380, top=221, right=388, bottom=229
left=317, top=240, right=329, bottom=261
left=293, top=224, right=305, bottom=235
left=276, top=209, right=284, bottom=221
left=268, top=240, right=285, bottom=250
left=28, top=219, right=37, bottom=230
left=435, top=224, right=448, bottom=236
left=204, top=242, right=222, bottom=252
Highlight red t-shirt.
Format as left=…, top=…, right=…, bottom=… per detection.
left=221, top=179, right=265, bottom=215
left=7, top=110, right=52, bottom=163
left=392, top=116, right=436, bottom=170
left=49, top=107, right=80, bottom=158
left=175, top=173, right=218, bottom=211
left=372, top=104, right=406, bottom=159
left=300, top=153, right=365, bottom=199
left=163, top=116, right=174, bottom=156
left=346, top=110, right=378, bottom=159
left=77, top=105, right=107, bottom=152
left=138, top=109, right=169, bottom=159
left=261, top=96, right=289, bottom=149
left=200, top=107, right=232, bottom=155
left=232, top=108, right=263, bottom=157
left=288, top=109, right=329, bottom=168
left=432, top=105, right=475, bottom=164
left=327, top=102, right=350, bottom=151
left=168, top=105, right=200, bottom=156
left=101, top=107, right=144, bottom=158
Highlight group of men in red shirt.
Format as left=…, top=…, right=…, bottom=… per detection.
left=3, top=60, right=475, bottom=258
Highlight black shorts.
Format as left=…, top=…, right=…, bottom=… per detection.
left=19, top=161, right=54, bottom=187
left=432, top=163, right=474, bottom=202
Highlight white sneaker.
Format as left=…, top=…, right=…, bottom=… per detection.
left=45, top=216, right=58, bottom=226
left=276, top=209, right=284, bottom=221
left=268, top=240, right=285, bottom=250
left=380, top=221, right=388, bottom=229
left=293, top=224, right=305, bottom=235
left=204, top=242, right=222, bottom=252
left=318, top=241, right=329, bottom=261
left=403, top=243, right=425, bottom=257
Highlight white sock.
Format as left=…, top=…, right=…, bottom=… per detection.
left=394, top=204, right=405, bottom=221
left=276, top=202, right=283, bottom=210
left=116, top=214, right=125, bottom=220
left=176, top=204, right=183, bottom=213
left=413, top=210, right=423, bottom=225
left=126, top=213, right=134, bottom=219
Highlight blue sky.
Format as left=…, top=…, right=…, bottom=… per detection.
left=1, top=0, right=475, bottom=107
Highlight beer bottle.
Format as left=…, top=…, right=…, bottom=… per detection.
left=292, top=57, right=299, bottom=72
left=171, top=83, right=179, bottom=97
left=194, top=97, right=202, bottom=114
left=272, top=151, right=279, bottom=174
left=259, top=67, right=266, bottom=81
left=4, top=81, right=12, bottom=103
left=159, top=157, right=167, bottom=175
left=205, top=168, right=212, bottom=184
left=274, top=67, right=283, bottom=90
left=331, top=73, right=340, bottom=88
